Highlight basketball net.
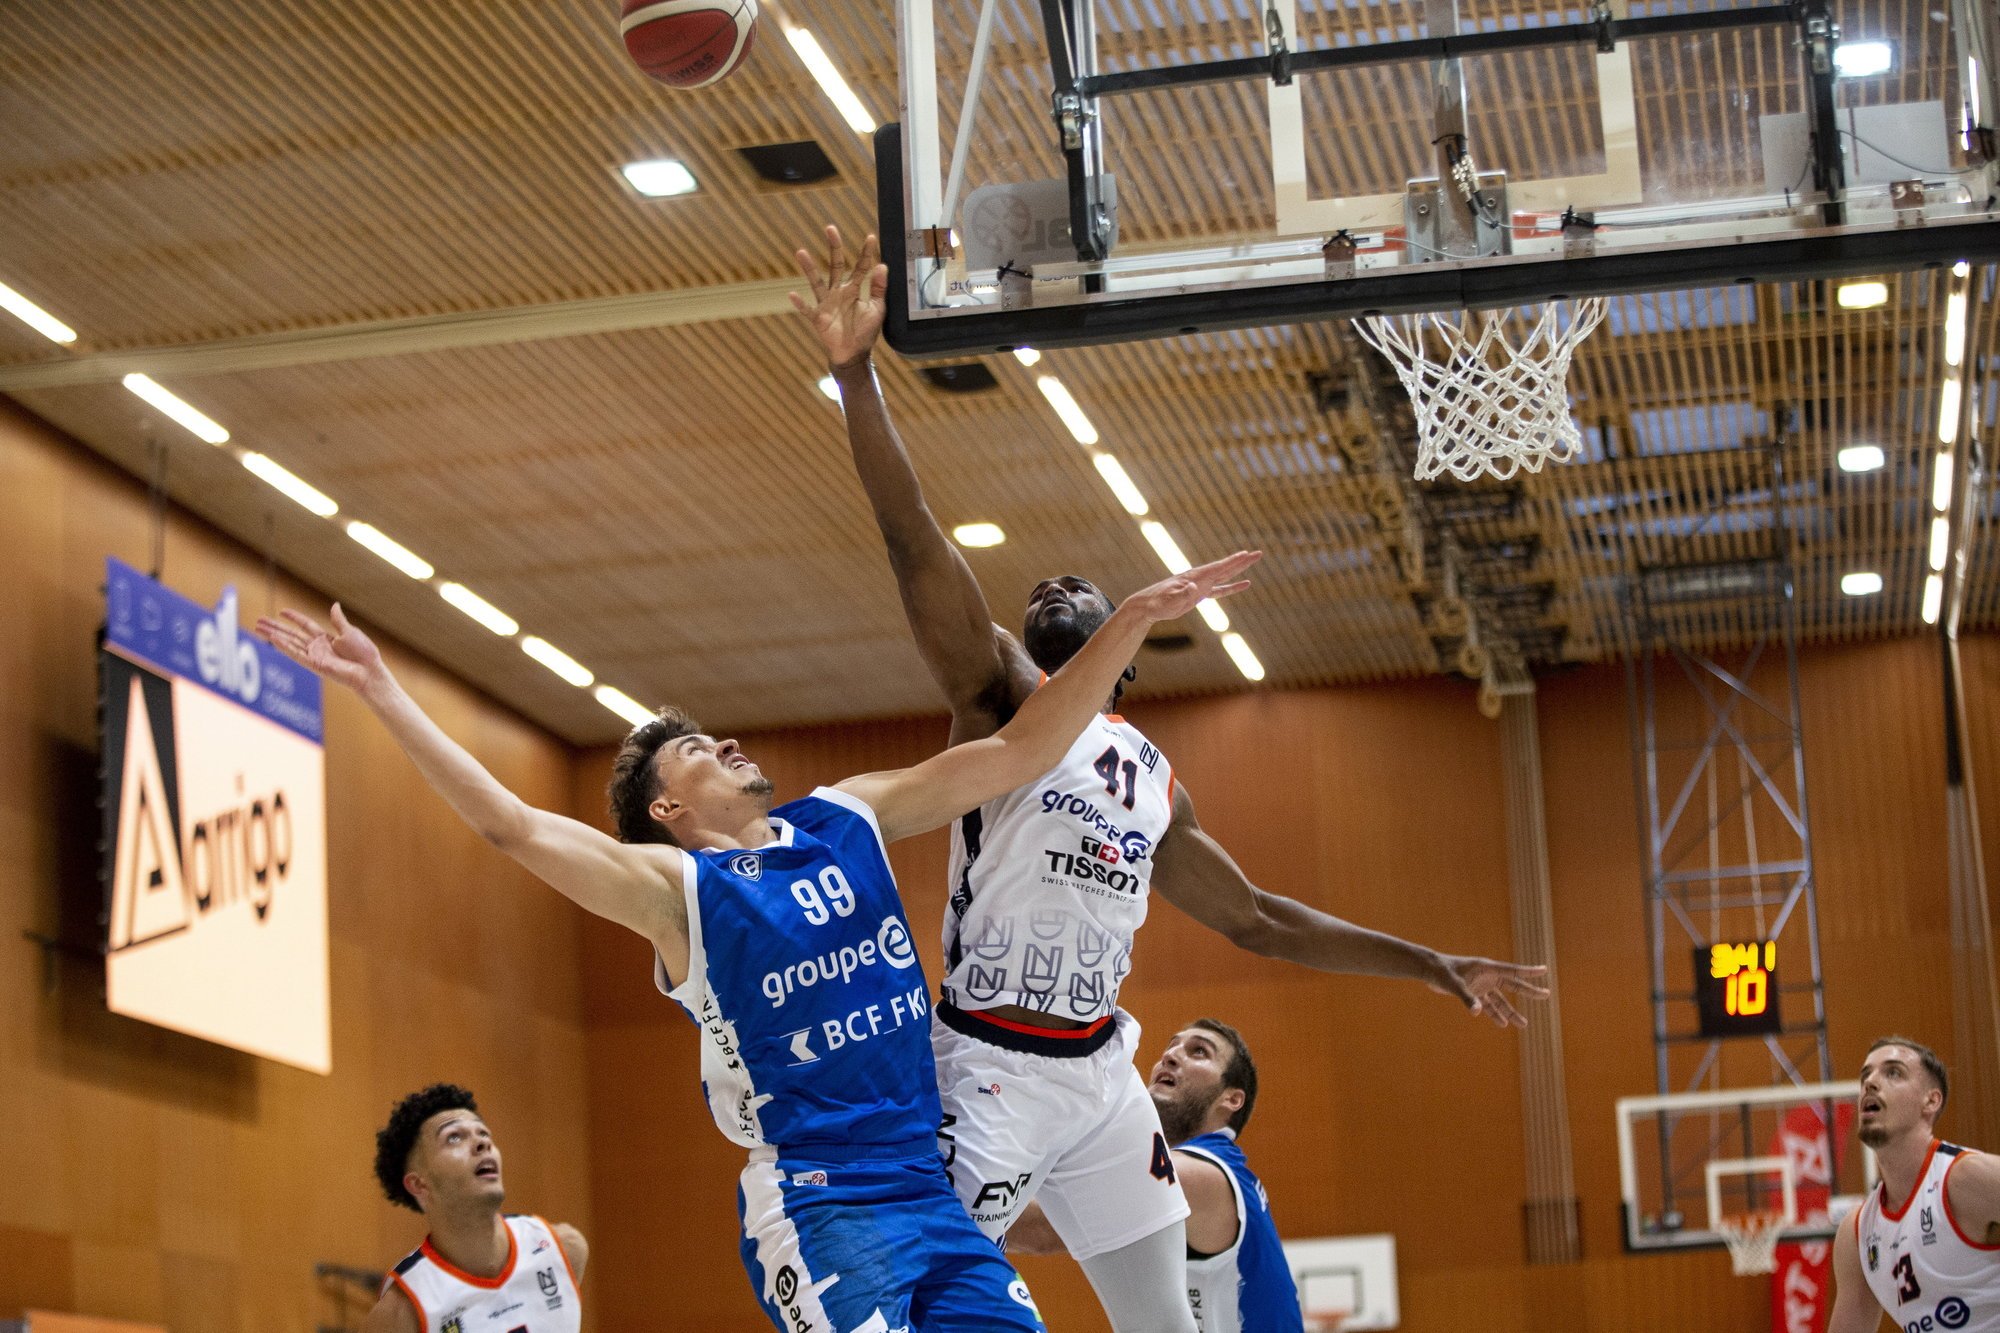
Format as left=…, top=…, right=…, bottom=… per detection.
left=1717, top=1211, right=1788, bottom=1276
left=1302, top=1311, right=1349, bottom=1333
left=1354, top=298, right=1607, bottom=483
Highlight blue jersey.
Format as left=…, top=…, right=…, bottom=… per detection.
left=1181, top=1130, right=1304, bottom=1333
left=654, top=788, right=939, bottom=1154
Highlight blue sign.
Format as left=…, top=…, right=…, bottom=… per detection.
left=104, top=558, right=324, bottom=744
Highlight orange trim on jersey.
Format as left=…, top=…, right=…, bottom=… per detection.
left=1104, top=713, right=1125, bottom=723
left=536, top=1214, right=585, bottom=1291
left=1941, top=1150, right=2000, bottom=1250
left=420, top=1222, right=517, bottom=1288
left=389, top=1274, right=428, bottom=1327
left=1880, top=1139, right=1942, bottom=1221
left=960, top=1007, right=1114, bottom=1041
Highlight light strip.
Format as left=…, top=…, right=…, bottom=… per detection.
left=346, top=522, right=435, bottom=579
left=439, top=582, right=519, bottom=636
left=1934, top=452, right=1955, bottom=512
left=1922, top=572, right=1945, bottom=625
left=1093, top=454, right=1150, bottom=515
left=522, top=636, right=594, bottom=687
left=1036, top=375, right=1099, bottom=446
left=818, top=374, right=841, bottom=402
left=1944, top=290, right=1968, bottom=367
left=1195, top=598, right=1230, bottom=633
left=1220, top=632, right=1266, bottom=681
left=1013, top=348, right=1042, bottom=366
left=0, top=280, right=77, bottom=344
left=595, top=685, right=656, bottom=726
left=241, top=452, right=338, bottom=517
left=1139, top=520, right=1191, bottom=573
left=1938, top=378, right=1962, bottom=445
left=1930, top=516, right=1952, bottom=572
left=122, top=373, right=229, bottom=444
left=1840, top=571, right=1883, bottom=597
left=1835, top=281, right=1888, bottom=310
left=784, top=27, right=876, bottom=133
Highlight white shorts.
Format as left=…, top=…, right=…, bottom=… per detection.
left=933, top=1005, right=1191, bottom=1261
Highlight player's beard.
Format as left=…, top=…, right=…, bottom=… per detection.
left=1023, top=601, right=1112, bottom=674
left=1154, top=1087, right=1219, bottom=1146
left=742, top=776, right=775, bottom=797
left=1858, top=1120, right=1892, bottom=1149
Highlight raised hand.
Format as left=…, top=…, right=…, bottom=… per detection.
left=789, top=224, right=888, bottom=370
left=1429, top=955, right=1551, bottom=1028
left=255, top=604, right=385, bottom=696
left=1121, top=550, right=1262, bottom=626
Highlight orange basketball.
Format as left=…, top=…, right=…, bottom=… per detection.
left=621, top=0, right=758, bottom=90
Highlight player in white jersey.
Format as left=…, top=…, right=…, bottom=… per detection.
left=794, top=225, right=1549, bottom=1333
left=1832, top=1037, right=2000, bottom=1333
left=360, top=1084, right=587, bottom=1333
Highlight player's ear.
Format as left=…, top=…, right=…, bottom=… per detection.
left=405, top=1168, right=431, bottom=1213
left=1220, top=1087, right=1246, bottom=1116
left=651, top=793, right=690, bottom=833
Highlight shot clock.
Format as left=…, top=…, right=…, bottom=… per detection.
left=1694, top=941, right=1783, bottom=1038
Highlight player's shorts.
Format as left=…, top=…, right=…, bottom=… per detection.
left=738, top=1141, right=1046, bottom=1333
left=933, top=1004, right=1191, bottom=1260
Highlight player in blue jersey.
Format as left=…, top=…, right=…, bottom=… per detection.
left=257, top=549, right=1256, bottom=1333
left=1010, top=1020, right=1303, bottom=1333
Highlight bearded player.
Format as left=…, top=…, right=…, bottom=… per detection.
left=1830, top=1037, right=2000, bottom=1333
left=793, top=225, right=1548, bottom=1333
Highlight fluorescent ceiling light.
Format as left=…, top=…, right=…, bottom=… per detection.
left=1835, top=280, right=1888, bottom=310
left=1139, top=520, right=1191, bottom=574
left=1221, top=632, right=1266, bottom=681
left=1836, top=444, right=1885, bottom=473
left=1954, top=260, right=1971, bottom=278
left=122, top=373, right=229, bottom=444
left=1195, top=598, right=1230, bottom=633
left=346, top=522, right=434, bottom=579
left=1930, top=516, right=1952, bottom=571
left=596, top=685, right=656, bottom=726
left=1922, top=572, right=1944, bottom=625
left=1840, top=571, right=1883, bottom=597
left=1939, top=377, right=1961, bottom=445
left=952, top=521, right=1006, bottom=548
left=522, top=636, right=594, bottom=687
left=620, top=158, right=698, bottom=198
left=240, top=452, right=338, bottom=517
left=818, top=374, right=841, bottom=402
left=1933, top=452, right=1954, bottom=511
left=1093, top=454, right=1150, bottom=516
left=438, top=582, right=519, bottom=636
left=784, top=26, right=875, bottom=133
left=1013, top=348, right=1041, bottom=366
left=1036, top=375, right=1098, bottom=445
left=1833, top=41, right=1893, bottom=77
left=1944, top=290, right=1967, bottom=366
left=0, top=280, right=77, bottom=344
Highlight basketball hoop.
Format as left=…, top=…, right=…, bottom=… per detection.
left=1354, top=298, right=1606, bottom=483
left=1716, top=1211, right=1788, bottom=1276
left=1302, top=1310, right=1350, bottom=1333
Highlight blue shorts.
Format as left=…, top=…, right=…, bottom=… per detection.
left=738, top=1146, right=1046, bottom=1333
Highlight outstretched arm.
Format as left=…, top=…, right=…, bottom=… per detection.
left=1150, top=785, right=1548, bottom=1027
left=838, top=552, right=1260, bottom=843
left=793, top=225, right=1039, bottom=728
left=256, top=607, right=689, bottom=978
left=1826, top=1209, right=1883, bottom=1333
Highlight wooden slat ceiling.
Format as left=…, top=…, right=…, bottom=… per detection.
left=1, top=0, right=1991, bottom=743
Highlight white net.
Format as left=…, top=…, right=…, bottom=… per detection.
left=1716, top=1212, right=1788, bottom=1276
left=1354, top=298, right=1606, bottom=483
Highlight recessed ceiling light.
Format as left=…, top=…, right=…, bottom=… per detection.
left=596, top=685, right=655, bottom=726
left=1836, top=444, right=1885, bottom=473
left=522, top=636, right=594, bottom=687
left=619, top=158, right=698, bottom=198
left=784, top=26, right=876, bottom=134
left=122, top=373, right=229, bottom=444
left=818, top=374, right=841, bottom=402
left=1921, top=572, right=1944, bottom=625
left=1196, top=598, right=1230, bottom=633
left=1840, top=571, right=1883, bottom=597
left=1037, top=375, right=1099, bottom=446
left=1092, top=454, right=1150, bottom=516
left=1832, top=41, right=1893, bottom=77
left=1140, top=520, right=1191, bottom=574
left=1013, top=348, right=1041, bottom=366
left=952, top=522, right=1006, bottom=548
left=1930, top=516, right=1952, bottom=571
left=1221, top=632, right=1266, bottom=681
left=346, top=522, right=435, bottom=579
left=0, top=279, right=77, bottom=344
left=240, top=452, right=338, bottom=517
left=438, top=582, right=519, bottom=636
left=1933, top=452, right=1954, bottom=511
left=1939, top=377, right=1962, bottom=445
left=1835, top=281, right=1889, bottom=309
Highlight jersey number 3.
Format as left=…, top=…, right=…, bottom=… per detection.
left=1150, top=1132, right=1177, bottom=1184
left=1892, top=1252, right=1921, bottom=1304
left=1094, top=747, right=1139, bottom=811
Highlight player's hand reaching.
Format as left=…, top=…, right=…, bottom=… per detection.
left=255, top=603, right=387, bottom=697
left=790, top=224, right=888, bottom=370
left=1121, top=550, right=1262, bottom=625
left=1429, top=954, right=1550, bottom=1028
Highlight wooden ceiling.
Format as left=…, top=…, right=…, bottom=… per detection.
left=0, top=0, right=1992, bottom=743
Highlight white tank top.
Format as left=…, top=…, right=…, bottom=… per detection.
left=943, top=712, right=1175, bottom=1021
left=385, top=1215, right=582, bottom=1333
left=1857, top=1140, right=2000, bottom=1332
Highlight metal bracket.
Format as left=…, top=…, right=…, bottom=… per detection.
left=1591, top=0, right=1616, bottom=53
left=1562, top=205, right=1599, bottom=257
left=1891, top=180, right=1926, bottom=215
left=1323, top=230, right=1357, bottom=279
left=1052, top=91, right=1090, bottom=151
left=1266, top=3, right=1293, bottom=86
left=913, top=226, right=956, bottom=262
left=1802, top=12, right=1837, bottom=77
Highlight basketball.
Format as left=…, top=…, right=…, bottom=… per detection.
left=621, top=0, right=757, bottom=89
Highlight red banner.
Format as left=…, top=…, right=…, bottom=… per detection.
left=1769, top=1102, right=1856, bottom=1333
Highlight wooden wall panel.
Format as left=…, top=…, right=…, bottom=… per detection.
left=0, top=399, right=597, bottom=1330
left=575, top=634, right=1992, bottom=1331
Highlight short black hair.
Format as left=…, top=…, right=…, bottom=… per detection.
left=375, top=1083, right=479, bottom=1212
left=1191, top=1017, right=1259, bottom=1134
left=607, top=707, right=703, bottom=846
left=1867, top=1036, right=1949, bottom=1115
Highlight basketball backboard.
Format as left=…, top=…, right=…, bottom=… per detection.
left=1283, top=1234, right=1399, bottom=1330
left=882, top=0, right=2000, bottom=356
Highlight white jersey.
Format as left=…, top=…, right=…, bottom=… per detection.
left=1857, top=1140, right=2000, bottom=1332
left=943, top=712, right=1175, bottom=1022
left=386, top=1215, right=582, bottom=1333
